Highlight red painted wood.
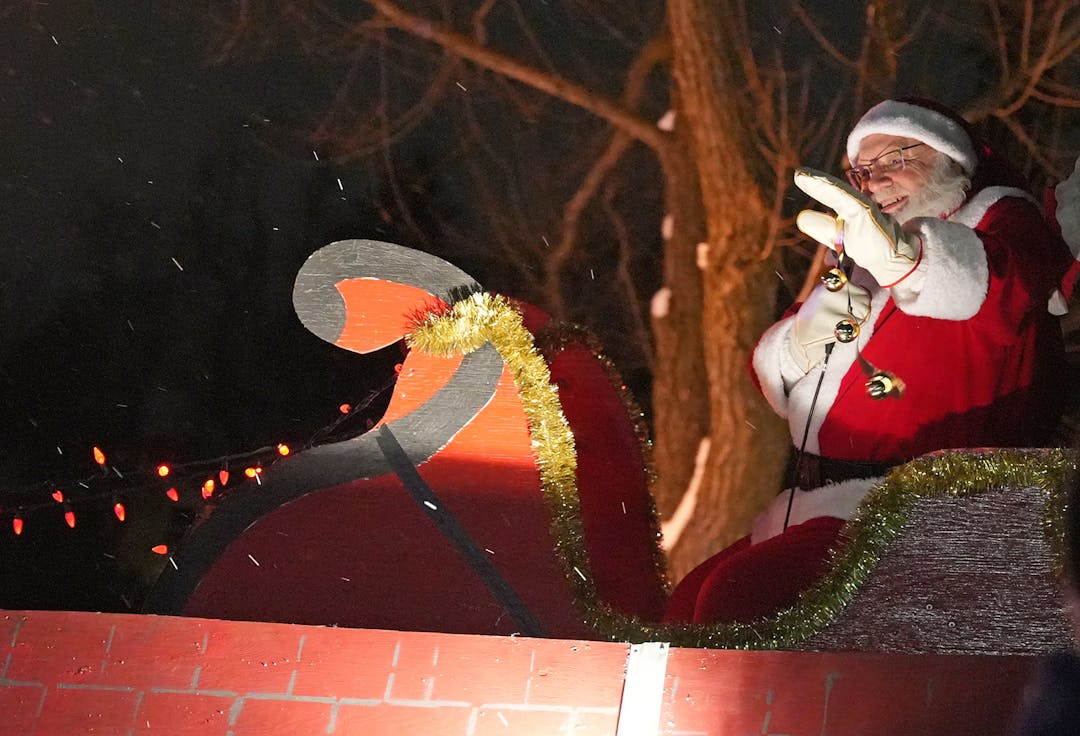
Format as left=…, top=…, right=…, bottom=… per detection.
left=334, top=278, right=438, bottom=353
left=0, top=609, right=1040, bottom=735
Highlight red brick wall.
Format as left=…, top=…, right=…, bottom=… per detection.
left=1, top=609, right=1039, bottom=735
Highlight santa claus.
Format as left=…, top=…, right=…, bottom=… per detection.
left=664, top=97, right=1079, bottom=625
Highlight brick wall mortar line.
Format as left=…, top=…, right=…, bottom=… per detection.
left=465, top=705, right=479, bottom=736
left=327, top=701, right=340, bottom=734
left=9, top=618, right=24, bottom=647
left=385, top=697, right=472, bottom=708
left=228, top=696, right=244, bottom=727
left=36, top=684, right=48, bottom=717
left=570, top=706, right=621, bottom=715
left=522, top=649, right=538, bottom=704
left=56, top=682, right=135, bottom=692
left=100, top=624, right=117, bottom=676
left=190, top=664, right=202, bottom=689
left=478, top=702, right=619, bottom=715
left=1, top=652, right=11, bottom=680
left=242, top=692, right=330, bottom=704
left=337, top=697, right=383, bottom=706
left=0, top=679, right=45, bottom=689
left=819, top=671, right=839, bottom=734
left=126, top=690, right=145, bottom=736
left=384, top=670, right=395, bottom=700
left=295, top=635, right=306, bottom=663
left=149, top=687, right=238, bottom=697
left=475, top=702, right=577, bottom=714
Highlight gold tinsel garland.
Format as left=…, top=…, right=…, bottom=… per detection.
left=407, top=293, right=598, bottom=604
left=601, top=448, right=1076, bottom=649
left=408, top=293, right=1077, bottom=649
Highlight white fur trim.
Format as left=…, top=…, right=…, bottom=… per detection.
left=751, top=318, right=797, bottom=418
left=750, top=476, right=882, bottom=545
left=1056, top=156, right=1080, bottom=258
left=783, top=268, right=891, bottom=454
left=1049, top=289, right=1069, bottom=316
left=890, top=217, right=988, bottom=320
left=949, top=186, right=1034, bottom=228
left=848, top=100, right=977, bottom=174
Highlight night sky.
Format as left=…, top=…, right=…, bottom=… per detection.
left=0, top=1, right=668, bottom=611
left=0, top=4, right=419, bottom=608
left=2, top=4, right=408, bottom=479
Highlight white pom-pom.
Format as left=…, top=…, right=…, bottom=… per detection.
left=656, top=109, right=676, bottom=131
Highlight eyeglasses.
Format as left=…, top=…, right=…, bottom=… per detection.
left=844, top=143, right=925, bottom=188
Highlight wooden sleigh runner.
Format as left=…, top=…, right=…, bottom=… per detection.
left=144, top=240, right=1077, bottom=656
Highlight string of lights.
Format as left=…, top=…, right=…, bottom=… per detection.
left=0, top=371, right=400, bottom=553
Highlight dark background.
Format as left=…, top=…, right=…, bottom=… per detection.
left=0, top=1, right=669, bottom=613
left=0, top=4, right=417, bottom=609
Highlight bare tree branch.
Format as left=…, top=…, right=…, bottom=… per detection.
left=790, top=1, right=856, bottom=69
left=996, top=114, right=1068, bottom=178
left=543, top=33, right=670, bottom=317
left=601, top=184, right=656, bottom=372
left=365, top=0, right=671, bottom=153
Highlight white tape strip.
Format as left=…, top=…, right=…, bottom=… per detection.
left=615, top=641, right=670, bottom=736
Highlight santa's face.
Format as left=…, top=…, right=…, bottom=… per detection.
left=854, top=134, right=943, bottom=222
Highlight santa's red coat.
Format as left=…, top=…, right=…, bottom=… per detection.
left=666, top=186, right=1074, bottom=625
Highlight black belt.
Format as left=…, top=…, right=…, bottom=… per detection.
left=786, top=450, right=893, bottom=490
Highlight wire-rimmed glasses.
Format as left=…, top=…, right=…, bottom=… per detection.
left=845, top=143, right=925, bottom=188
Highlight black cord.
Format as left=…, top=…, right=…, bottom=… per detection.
left=783, top=342, right=833, bottom=532
left=783, top=251, right=851, bottom=532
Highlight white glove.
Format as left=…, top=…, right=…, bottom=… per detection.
left=789, top=281, right=871, bottom=373
left=794, top=168, right=923, bottom=288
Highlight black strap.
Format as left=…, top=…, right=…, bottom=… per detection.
left=785, top=343, right=834, bottom=530
left=375, top=425, right=545, bottom=637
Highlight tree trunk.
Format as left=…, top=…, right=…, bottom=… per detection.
left=657, top=0, right=789, bottom=581
left=649, top=132, right=710, bottom=534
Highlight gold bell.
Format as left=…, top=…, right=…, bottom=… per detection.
left=821, top=267, right=848, bottom=292
left=833, top=319, right=860, bottom=343
left=866, top=371, right=904, bottom=399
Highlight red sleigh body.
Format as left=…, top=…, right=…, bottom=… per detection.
left=145, top=239, right=668, bottom=637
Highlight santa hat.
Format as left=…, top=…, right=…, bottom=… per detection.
left=847, top=98, right=978, bottom=174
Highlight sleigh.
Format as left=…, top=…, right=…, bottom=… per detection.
left=143, top=239, right=668, bottom=639
left=144, top=239, right=1076, bottom=656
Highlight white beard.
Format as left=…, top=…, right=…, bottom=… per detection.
left=895, top=156, right=970, bottom=223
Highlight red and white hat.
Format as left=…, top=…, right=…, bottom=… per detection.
left=847, top=98, right=978, bottom=174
